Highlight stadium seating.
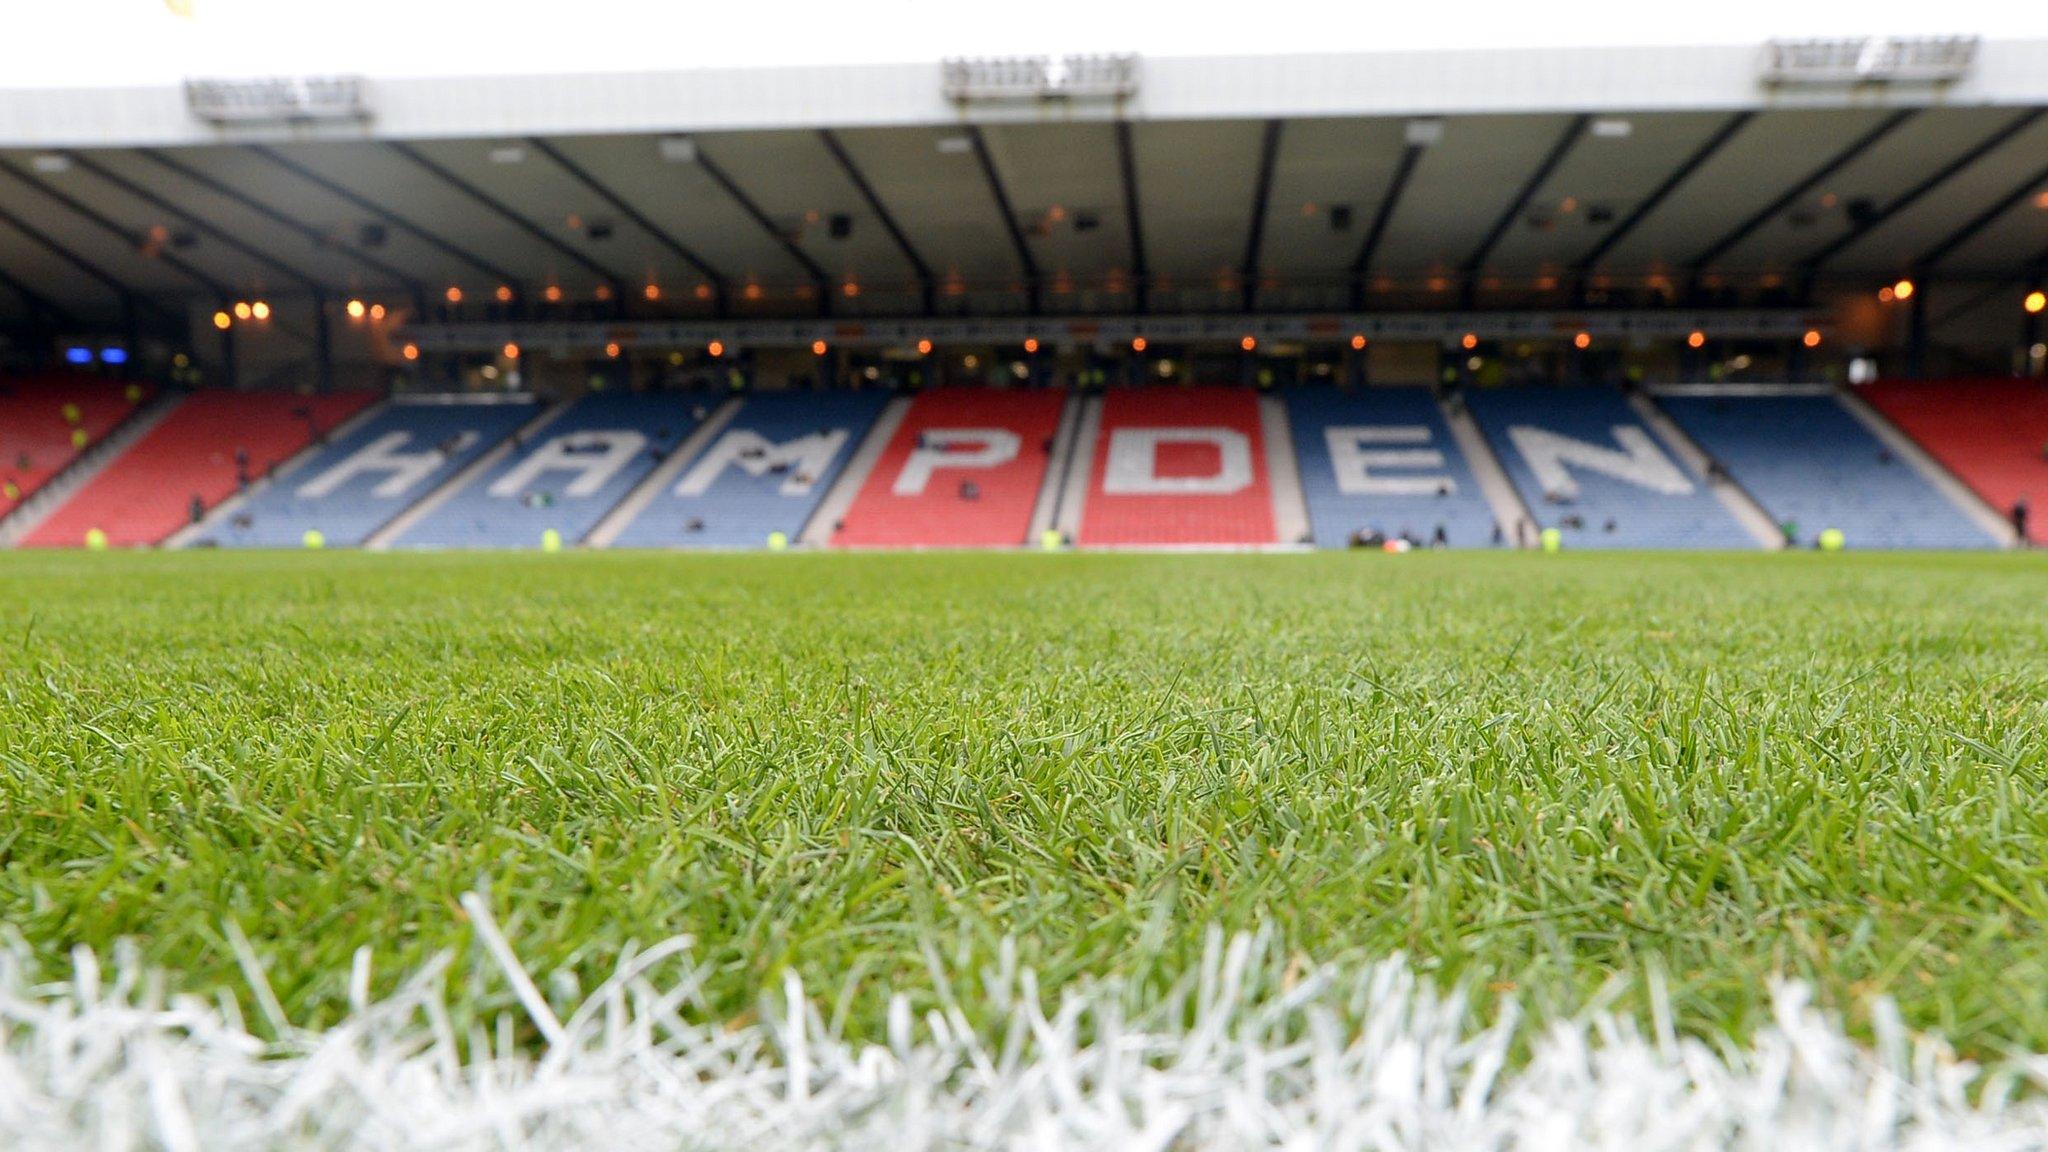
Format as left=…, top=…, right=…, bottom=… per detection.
left=1860, top=379, right=2048, bottom=545
left=23, top=390, right=379, bottom=548
left=208, top=396, right=539, bottom=547
left=834, top=388, right=1066, bottom=548
left=394, top=392, right=702, bottom=548
left=610, top=390, right=888, bottom=548
left=1464, top=386, right=1753, bottom=548
left=0, top=375, right=148, bottom=519
left=1286, top=386, right=1500, bottom=547
left=1078, top=387, right=1277, bottom=547
left=1657, top=391, right=2000, bottom=549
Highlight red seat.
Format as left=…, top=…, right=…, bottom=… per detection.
left=1078, top=387, right=1278, bottom=547
left=26, top=390, right=379, bottom=547
left=834, top=389, right=1065, bottom=548
left=1861, top=379, right=2048, bottom=544
left=0, top=375, right=147, bottom=518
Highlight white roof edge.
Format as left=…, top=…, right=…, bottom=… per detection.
left=3, top=39, right=2045, bottom=149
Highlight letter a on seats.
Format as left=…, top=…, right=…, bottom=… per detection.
left=488, top=431, right=648, bottom=498
left=1506, top=425, right=1694, bottom=499
left=298, top=430, right=478, bottom=499
left=892, top=429, right=1020, bottom=495
left=1102, top=428, right=1252, bottom=495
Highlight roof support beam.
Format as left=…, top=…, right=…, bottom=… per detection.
left=0, top=262, right=77, bottom=328
left=249, top=145, right=524, bottom=291
left=1800, top=109, right=2044, bottom=289
left=1572, top=111, right=1754, bottom=284
left=690, top=142, right=832, bottom=314
left=1240, top=119, right=1284, bottom=312
left=526, top=137, right=729, bottom=314
left=1349, top=140, right=1425, bottom=309
left=385, top=140, right=623, bottom=297
left=135, top=147, right=426, bottom=299
left=1686, top=109, right=1916, bottom=284
left=0, top=196, right=183, bottom=325
left=969, top=126, right=1041, bottom=315
left=819, top=129, right=933, bottom=315
left=0, top=157, right=229, bottom=299
left=61, top=151, right=324, bottom=294
left=1115, top=121, right=1149, bottom=314
left=1461, top=114, right=1590, bottom=306
left=1911, top=155, right=2048, bottom=273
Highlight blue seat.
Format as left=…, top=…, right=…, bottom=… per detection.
left=1657, top=392, right=1999, bottom=549
left=213, top=398, right=537, bottom=547
left=394, top=392, right=705, bottom=548
left=612, top=391, right=888, bottom=548
left=1464, top=387, right=1754, bottom=549
left=1285, top=386, right=1500, bottom=547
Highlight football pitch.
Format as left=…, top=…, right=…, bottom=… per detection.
left=4, top=549, right=2047, bottom=1144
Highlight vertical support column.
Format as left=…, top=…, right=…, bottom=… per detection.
left=314, top=292, right=334, bottom=392
left=219, top=319, right=239, bottom=390
left=1907, top=286, right=1929, bottom=380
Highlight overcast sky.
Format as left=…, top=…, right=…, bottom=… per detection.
left=4, top=0, right=2043, bottom=87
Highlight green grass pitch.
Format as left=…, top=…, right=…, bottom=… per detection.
left=2, top=549, right=2046, bottom=1059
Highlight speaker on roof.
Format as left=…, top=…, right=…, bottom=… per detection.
left=358, top=223, right=387, bottom=248
left=1846, top=197, right=1878, bottom=227
left=1328, top=204, right=1353, bottom=231
left=587, top=221, right=614, bottom=241
left=828, top=214, right=852, bottom=239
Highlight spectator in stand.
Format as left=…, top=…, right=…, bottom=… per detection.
left=189, top=494, right=206, bottom=525
left=2013, top=498, right=2030, bottom=544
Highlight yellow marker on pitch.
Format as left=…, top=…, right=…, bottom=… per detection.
left=766, top=531, right=790, bottom=551
left=541, top=528, right=563, bottom=553
left=84, top=528, right=108, bottom=551
left=1540, top=527, right=1562, bottom=553
left=1818, top=528, right=1845, bottom=552
left=302, top=529, right=325, bottom=550
left=1040, top=529, right=1063, bottom=551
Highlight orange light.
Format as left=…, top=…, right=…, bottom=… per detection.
left=1878, top=286, right=1896, bottom=303
left=1687, top=330, right=1706, bottom=349
left=842, top=282, right=860, bottom=298
left=250, top=301, right=271, bottom=321
left=345, top=299, right=366, bottom=319
left=643, top=283, right=661, bottom=301
left=445, top=286, right=463, bottom=304
left=502, top=342, right=520, bottom=360
left=544, top=285, right=563, bottom=303
left=212, top=310, right=231, bottom=330
left=707, top=340, right=724, bottom=358
left=604, top=342, right=620, bottom=358
left=811, top=340, right=827, bottom=356
left=694, top=283, right=713, bottom=301
left=1350, top=334, right=1367, bottom=350
left=1240, top=335, right=1257, bottom=352
left=1573, top=332, right=1592, bottom=349
left=593, top=284, right=613, bottom=302
left=1023, top=337, right=1039, bottom=354
left=495, top=285, right=513, bottom=303
left=401, top=343, right=419, bottom=361
left=1131, top=336, right=1147, bottom=353
left=2026, top=290, right=2047, bottom=315
left=1802, top=329, right=1823, bottom=348
left=743, top=283, right=762, bottom=301
left=233, top=301, right=252, bottom=320
left=1892, top=278, right=1915, bottom=301
left=369, top=303, right=386, bottom=321
left=1460, top=333, right=1477, bottom=350
left=916, top=339, right=933, bottom=355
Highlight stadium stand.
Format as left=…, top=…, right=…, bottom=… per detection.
left=206, top=396, right=538, bottom=547
left=834, top=388, right=1066, bottom=548
left=610, top=390, right=888, bottom=548
left=1077, top=387, right=1277, bottom=547
left=1465, top=386, right=1753, bottom=548
left=394, top=392, right=701, bottom=548
left=1286, top=386, right=1501, bottom=548
left=1656, top=390, right=2000, bottom=549
left=0, top=375, right=148, bottom=519
left=23, top=390, right=379, bottom=548
left=1861, top=379, right=2048, bottom=546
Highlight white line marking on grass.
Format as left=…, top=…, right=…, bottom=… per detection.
left=3, top=894, right=2046, bottom=1150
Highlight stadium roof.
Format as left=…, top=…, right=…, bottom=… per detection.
left=3, top=39, right=2047, bottom=331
